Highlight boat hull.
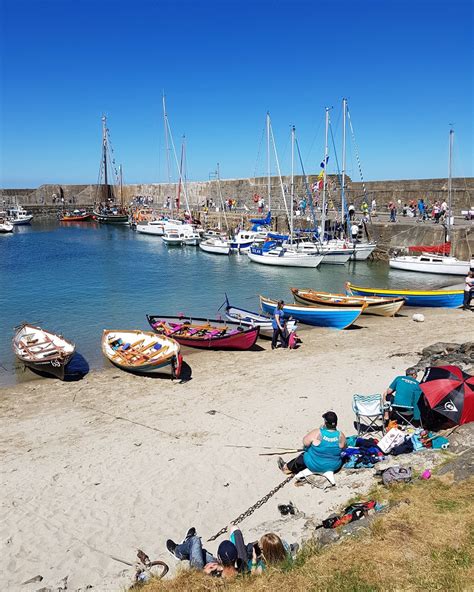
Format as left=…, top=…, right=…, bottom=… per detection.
left=389, top=256, right=470, bottom=276
left=259, top=296, right=364, bottom=329
left=11, top=216, right=33, bottom=225
left=147, top=315, right=259, bottom=350
left=199, top=240, right=230, bottom=255
left=102, top=330, right=181, bottom=377
left=291, top=288, right=405, bottom=317
left=225, top=305, right=297, bottom=338
left=60, top=214, right=92, bottom=222
left=347, top=282, right=463, bottom=308
left=247, top=249, right=323, bottom=268
left=93, top=211, right=129, bottom=224
left=320, top=248, right=354, bottom=265
left=136, top=224, right=164, bottom=236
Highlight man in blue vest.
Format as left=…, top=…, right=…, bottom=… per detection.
left=383, top=367, right=422, bottom=423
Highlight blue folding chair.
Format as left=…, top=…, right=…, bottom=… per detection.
left=352, top=394, right=386, bottom=436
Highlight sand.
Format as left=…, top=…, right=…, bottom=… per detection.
left=0, top=307, right=472, bottom=591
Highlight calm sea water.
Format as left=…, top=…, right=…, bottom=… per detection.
left=0, top=221, right=457, bottom=385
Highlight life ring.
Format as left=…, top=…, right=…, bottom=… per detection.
left=253, top=194, right=259, bottom=203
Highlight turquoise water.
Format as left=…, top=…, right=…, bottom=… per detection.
left=0, top=221, right=457, bottom=385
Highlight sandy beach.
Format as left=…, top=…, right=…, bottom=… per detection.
left=1, top=307, right=472, bottom=591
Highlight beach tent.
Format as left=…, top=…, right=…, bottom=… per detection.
left=419, top=365, right=474, bottom=430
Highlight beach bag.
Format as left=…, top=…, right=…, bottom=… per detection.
left=380, top=466, right=412, bottom=486
left=377, top=428, right=406, bottom=454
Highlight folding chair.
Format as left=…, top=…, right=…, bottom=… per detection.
left=390, top=403, right=419, bottom=428
left=352, top=394, right=385, bottom=436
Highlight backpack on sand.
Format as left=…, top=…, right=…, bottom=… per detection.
left=379, top=466, right=413, bottom=486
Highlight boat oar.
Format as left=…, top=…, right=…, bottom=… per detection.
left=259, top=448, right=303, bottom=456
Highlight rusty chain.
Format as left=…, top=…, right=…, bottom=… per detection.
left=207, top=474, right=294, bottom=541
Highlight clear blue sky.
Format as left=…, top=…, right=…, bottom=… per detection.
left=0, top=0, right=472, bottom=187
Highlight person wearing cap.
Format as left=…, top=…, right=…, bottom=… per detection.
left=278, top=412, right=346, bottom=476
left=383, top=367, right=422, bottom=423
left=203, top=540, right=239, bottom=578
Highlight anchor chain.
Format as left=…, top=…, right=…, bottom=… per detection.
left=207, top=475, right=294, bottom=541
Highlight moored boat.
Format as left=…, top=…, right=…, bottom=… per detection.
left=60, top=210, right=92, bottom=222
left=389, top=254, right=470, bottom=276
left=259, top=295, right=365, bottom=329
left=7, top=205, right=33, bottom=225
left=147, top=315, right=259, bottom=350
left=346, top=282, right=464, bottom=308
left=102, top=329, right=182, bottom=377
left=199, top=238, right=230, bottom=255
left=162, top=229, right=186, bottom=245
left=223, top=296, right=297, bottom=338
left=290, top=287, right=405, bottom=317
left=12, top=323, right=75, bottom=380
left=0, top=214, right=14, bottom=233
left=247, top=243, right=324, bottom=267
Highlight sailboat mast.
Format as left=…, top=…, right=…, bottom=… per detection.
left=119, top=164, right=123, bottom=206
left=447, top=127, right=454, bottom=240
left=320, top=107, right=330, bottom=241
left=177, top=137, right=184, bottom=211
left=290, top=125, right=295, bottom=244
left=267, top=112, right=271, bottom=211
left=341, top=98, right=347, bottom=226
left=162, top=92, right=172, bottom=215
left=102, top=115, right=109, bottom=201
left=217, top=162, right=229, bottom=233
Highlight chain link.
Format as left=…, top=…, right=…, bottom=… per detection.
left=207, top=475, right=294, bottom=541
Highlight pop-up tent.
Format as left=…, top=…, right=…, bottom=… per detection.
left=419, top=365, right=474, bottom=430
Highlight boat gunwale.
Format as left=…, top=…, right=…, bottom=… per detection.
left=347, top=282, right=463, bottom=296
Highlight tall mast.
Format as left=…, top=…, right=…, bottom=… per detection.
left=341, top=98, right=347, bottom=226
left=119, top=164, right=123, bottom=206
left=162, top=92, right=172, bottom=214
left=266, top=112, right=271, bottom=211
left=447, top=127, right=454, bottom=241
left=217, top=162, right=229, bottom=233
left=102, top=115, right=109, bottom=201
left=320, top=107, right=330, bottom=241
left=290, top=125, right=295, bottom=243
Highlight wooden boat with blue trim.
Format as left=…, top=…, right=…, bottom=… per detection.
left=290, top=287, right=405, bottom=317
left=259, top=296, right=365, bottom=329
left=102, top=330, right=182, bottom=377
left=346, top=282, right=463, bottom=308
left=147, top=315, right=260, bottom=350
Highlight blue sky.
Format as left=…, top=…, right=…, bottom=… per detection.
left=0, top=0, right=472, bottom=187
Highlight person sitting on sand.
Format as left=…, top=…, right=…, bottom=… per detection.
left=383, top=367, right=422, bottom=424
left=278, top=412, right=346, bottom=477
left=167, top=529, right=239, bottom=578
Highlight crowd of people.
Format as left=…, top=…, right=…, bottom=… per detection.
left=386, top=198, right=449, bottom=223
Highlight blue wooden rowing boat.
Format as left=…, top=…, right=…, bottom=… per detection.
left=346, top=282, right=463, bottom=308
left=259, top=296, right=365, bottom=329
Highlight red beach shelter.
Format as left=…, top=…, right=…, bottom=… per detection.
left=419, top=365, right=474, bottom=429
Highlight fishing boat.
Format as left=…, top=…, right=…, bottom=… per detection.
left=290, top=287, right=405, bottom=317
left=92, top=116, right=129, bottom=225
left=222, top=295, right=297, bottom=338
left=248, top=242, right=324, bottom=267
left=147, top=315, right=260, bottom=350
left=6, top=204, right=33, bottom=225
left=162, top=228, right=186, bottom=245
left=12, top=323, right=75, bottom=380
left=346, top=282, right=463, bottom=308
left=199, top=237, right=230, bottom=255
left=60, top=210, right=92, bottom=222
left=102, top=330, right=182, bottom=377
left=183, top=230, right=201, bottom=246
left=0, top=214, right=14, bottom=233
left=259, top=296, right=365, bottom=329
left=389, top=130, right=469, bottom=275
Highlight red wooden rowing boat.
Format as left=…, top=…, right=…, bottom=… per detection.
left=60, top=212, right=92, bottom=222
left=146, top=315, right=260, bottom=350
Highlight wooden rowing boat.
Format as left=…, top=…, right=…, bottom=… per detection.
left=346, top=282, right=464, bottom=308
left=146, top=315, right=260, bottom=350
left=12, top=323, right=75, bottom=380
left=290, top=287, right=405, bottom=317
left=223, top=295, right=297, bottom=337
left=102, top=330, right=182, bottom=377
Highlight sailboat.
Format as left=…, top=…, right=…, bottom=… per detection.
left=389, top=129, right=471, bottom=275
left=247, top=122, right=324, bottom=268
left=322, top=99, right=376, bottom=261
left=93, top=116, right=129, bottom=224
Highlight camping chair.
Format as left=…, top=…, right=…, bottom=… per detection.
left=390, top=403, right=420, bottom=429
left=352, top=394, right=385, bottom=436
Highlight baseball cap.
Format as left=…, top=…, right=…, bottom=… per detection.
left=322, top=411, right=338, bottom=427
left=217, top=540, right=238, bottom=566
